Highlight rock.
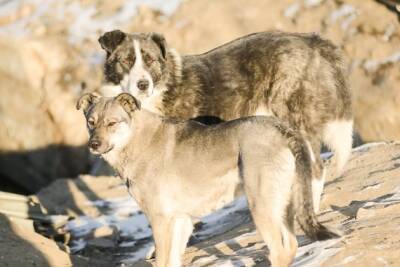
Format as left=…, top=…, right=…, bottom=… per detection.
left=0, top=213, right=109, bottom=266
left=0, top=36, right=95, bottom=194
left=87, top=237, right=116, bottom=248
left=36, top=175, right=127, bottom=217
left=92, top=225, right=119, bottom=239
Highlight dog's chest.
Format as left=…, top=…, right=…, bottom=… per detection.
left=139, top=86, right=167, bottom=115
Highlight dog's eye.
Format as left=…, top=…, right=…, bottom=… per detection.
left=144, top=54, right=154, bottom=65
left=108, top=121, right=117, bottom=127
left=87, top=120, right=95, bottom=127
left=120, top=57, right=134, bottom=66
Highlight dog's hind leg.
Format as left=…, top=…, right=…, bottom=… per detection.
left=242, top=148, right=297, bottom=267
left=247, top=195, right=297, bottom=267
left=151, top=215, right=193, bottom=267
left=305, top=139, right=325, bottom=213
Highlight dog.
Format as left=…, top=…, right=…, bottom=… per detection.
left=98, top=30, right=353, bottom=212
left=77, top=92, right=340, bottom=267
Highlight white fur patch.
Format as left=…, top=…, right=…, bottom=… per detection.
left=305, top=140, right=316, bottom=163
left=322, top=120, right=353, bottom=173
left=99, top=84, right=123, bottom=97
left=139, top=84, right=168, bottom=115
left=121, top=40, right=155, bottom=97
left=102, top=122, right=132, bottom=165
left=169, top=216, right=192, bottom=266
left=253, top=104, right=273, bottom=116
left=312, top=168, right=326, bottom=213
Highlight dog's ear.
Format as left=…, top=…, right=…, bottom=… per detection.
left=76, top=93, right=100, bottom=113
left=116, top=93, right=141, bottom=115
left=150, top=32, right=167, bottom=59
left=98, top=30, right=126, bottom=54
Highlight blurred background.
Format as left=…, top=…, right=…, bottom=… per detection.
left=0, top=0, right=399, bottom=195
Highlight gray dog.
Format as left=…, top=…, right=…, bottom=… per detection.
left=77, top=92, right=339, bottom=267
left=98, top=30, right=353, bottom=212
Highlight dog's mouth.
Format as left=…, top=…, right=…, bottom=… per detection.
left=89, top=145, right=114, bottom=155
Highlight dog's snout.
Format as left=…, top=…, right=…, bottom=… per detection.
left=137, top=79, right=149, bottom=91
left=89, top=139, right=101, bottom=150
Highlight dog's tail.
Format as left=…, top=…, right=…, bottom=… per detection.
left=322, top=119, right=353, bottom=179
left=289, top=134, right=341, bottom=241
left=319, top=37, right=353, bottom=178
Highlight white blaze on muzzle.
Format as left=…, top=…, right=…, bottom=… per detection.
left=121, top=40, right=154, bottom=99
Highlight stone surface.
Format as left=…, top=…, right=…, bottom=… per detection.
left=0, top=213, right=108, bottom=266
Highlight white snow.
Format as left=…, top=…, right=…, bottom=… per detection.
left=284, top=3, right=301, bottom=19
left=293, top=238, right=342, bottom=267
left=0, top=0, right=182, bottom=43
left=65, top=196, right=153, bottom=257
left=65, top=193, right=345, bottom=265
left=65, top=195, right=251, bottom=263
left=304, top=0, right=323, bottom=8
left=363, top=52, right=400, bottom=72
left=329, top=4, right=356, bottom=22
left=352, top=142, right=387, bottom=153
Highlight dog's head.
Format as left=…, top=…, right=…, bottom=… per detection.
left=99, top=30, right=167, bottom=98
left=77, top=92, right=141, bottom=155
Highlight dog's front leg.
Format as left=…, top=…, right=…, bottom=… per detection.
left=151, top=215, right=193, bottom=267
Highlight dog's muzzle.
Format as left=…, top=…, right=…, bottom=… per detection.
left=88, top=139, right=114, bottom=154
left=137, top=79, right=149, bottom=92
left=89, top=139, right=101, bottom=150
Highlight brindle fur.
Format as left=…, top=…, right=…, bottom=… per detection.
left=99, top=30, right=353, bottom=211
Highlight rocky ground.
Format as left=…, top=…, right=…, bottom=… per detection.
left=0, top=0, right=399, bottom=266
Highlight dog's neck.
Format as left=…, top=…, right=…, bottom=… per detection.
left=164, top=48, right=183, bottom=87
left=102, top=109, right=166, bottom=175
left=153, top=49, right=205, bottom=119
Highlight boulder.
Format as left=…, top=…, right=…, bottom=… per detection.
left=0, top=37, right=92, bottom=193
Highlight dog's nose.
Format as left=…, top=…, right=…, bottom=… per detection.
left=137, top=79, right=149, bottom=91
left=89, top=139, right=101, bottom=150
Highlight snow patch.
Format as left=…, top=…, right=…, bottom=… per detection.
left=284, top=3, right=300, bottom=18
left=0, top=0, right=182, bottom=43
left=305, top=0, right=323, bottom=7
left=363, top=52, right=400, bottom=72
left=293, top=238, right=342, bottom=267
left=330, top=4, right=356, bottom=22
left=352, top=142, right=387, bottom=153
